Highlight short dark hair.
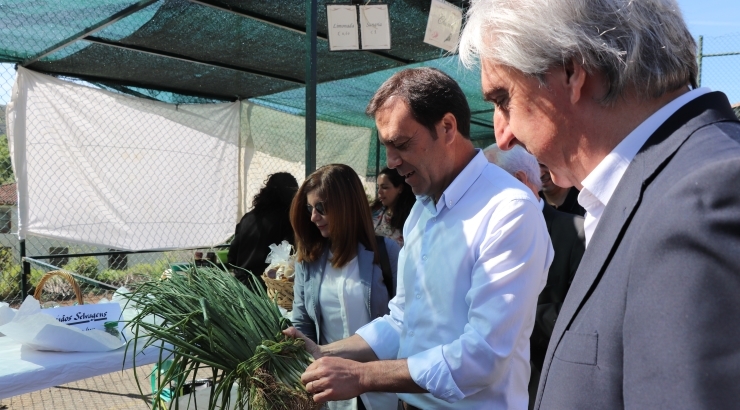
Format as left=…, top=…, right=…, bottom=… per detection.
left=366, top=67, right=471, bottom=139
left=290, top=164, right=378, bottom=268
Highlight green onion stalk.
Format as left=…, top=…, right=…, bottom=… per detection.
left=122, top=264, right=318, bottom=410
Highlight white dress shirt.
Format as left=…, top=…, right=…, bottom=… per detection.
left=356, top=150, right=554, bottom=409
left=578, top=87, right=711, bottom=246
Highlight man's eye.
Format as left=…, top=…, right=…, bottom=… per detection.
left=396, top=140, right=410, bottom=150
left=494, top=97, right=509, bottom=110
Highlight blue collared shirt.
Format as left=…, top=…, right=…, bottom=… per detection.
left=357, top=150, right=554, bottom=409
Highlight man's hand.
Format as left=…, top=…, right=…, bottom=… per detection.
left=302, top=357, right=365, bottom=403
left=282, top=327, right=322, bottom=360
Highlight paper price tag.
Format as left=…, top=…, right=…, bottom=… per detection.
left=327, top=4, right=360, bottom=51
left=360, top=4, right=391, bottom=50
left=423, top=0, right=462, bottom=52
left=39, top=302, right=122, bottom=332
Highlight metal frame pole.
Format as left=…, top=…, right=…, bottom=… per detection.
left=375, top=130, right=381, bottom=197
left=305, top=0, right=318, bottom=177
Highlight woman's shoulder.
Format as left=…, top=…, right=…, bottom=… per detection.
left=382, top=236, right=401, bottom=255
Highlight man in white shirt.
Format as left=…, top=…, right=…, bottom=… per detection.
left=459, top=0, right=740, bottom=409
left=484, top=144, right=585, bottom=409
left=287, top=67, right=553, bottom=409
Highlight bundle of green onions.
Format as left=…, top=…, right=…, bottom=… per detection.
left=122, top=265, right=317, bottom=410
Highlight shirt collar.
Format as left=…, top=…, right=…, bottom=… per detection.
left=537, top=197, right=545, bottom=212
left=580, top=87, right=711, bottom=210
left=420, top=149, right=488, bottom=213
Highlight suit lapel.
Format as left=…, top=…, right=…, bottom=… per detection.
left=537, top=92, right=738, bottom=407
left=311, top=249, right=329, bottom=338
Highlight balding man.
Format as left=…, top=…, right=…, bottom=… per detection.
left=461, top=0, right=740, bottom=408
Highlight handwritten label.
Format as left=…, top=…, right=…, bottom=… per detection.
left=327, top=5, right=359, bottom=51
left=360, top=5, right=391, bottom=50
left=39, top=302, right=122, bottom=332
left=423, top=0, right=462, bottom=52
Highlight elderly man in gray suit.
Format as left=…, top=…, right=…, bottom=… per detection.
left=460, top=0, right=740, bottom=408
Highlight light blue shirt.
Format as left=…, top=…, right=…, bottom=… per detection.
left=356, top=150, right=554, bottom=409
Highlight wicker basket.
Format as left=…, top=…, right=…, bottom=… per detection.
left=33, top=270, right=84, bottom=305
left=261, top=275, right=294, bottom=310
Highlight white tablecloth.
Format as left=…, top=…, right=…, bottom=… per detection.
left=0, top=336, right=168, bottom=399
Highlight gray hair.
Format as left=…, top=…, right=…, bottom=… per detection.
left=483, top=144, right=542, bottom=192
left=458, top=0, right=698, bottom=103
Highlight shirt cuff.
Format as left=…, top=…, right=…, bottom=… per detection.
left=407, top=345, right=465, bottom=403
left=355, top=316, right=400, bottom=361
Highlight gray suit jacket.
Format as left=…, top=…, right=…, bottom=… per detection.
left=536, top=92, right=740, bottom=409
left=291, top=238, right=400, bottom=344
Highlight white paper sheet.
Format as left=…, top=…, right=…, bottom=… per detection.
left=0, top=296, right=123, bottom=352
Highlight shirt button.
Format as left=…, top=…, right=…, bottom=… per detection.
left=415, top=294, right=421, bottom=299
left=431, top=217, right=436, bottom=222
left=408, top=330, right=414, bottom=337
left=448, top=201, right=453, bottom=206
left=422, top=255, right=428, bottom=261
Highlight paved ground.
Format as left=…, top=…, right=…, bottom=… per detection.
left=0, top=364, right=155, bottom=410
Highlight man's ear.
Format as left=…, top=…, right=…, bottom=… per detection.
left=513, top=170, right=529, bottom=185
left=438, top=112, right=458, bottom=144
left=563, top=58, right=587, bottom=105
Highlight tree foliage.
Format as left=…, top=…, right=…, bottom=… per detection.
left=0, top=134, right=14, bottom=185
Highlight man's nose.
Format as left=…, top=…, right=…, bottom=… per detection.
left=386, top=147, right=402, bottom=169
left=494, top=112, right=517, bottom=151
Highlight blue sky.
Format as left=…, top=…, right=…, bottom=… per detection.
left=679, top=0, right=740, bottom=38
left=678, top=0, right=740, bottom=103
left=2, top=0, right=740, bottom=105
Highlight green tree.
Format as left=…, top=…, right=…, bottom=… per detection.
left=0, top=134, right=14, bottom=185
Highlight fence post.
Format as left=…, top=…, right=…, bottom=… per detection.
left=697, top=35, right=703, bottom=87
left=20, top=239, right=30, bottom=299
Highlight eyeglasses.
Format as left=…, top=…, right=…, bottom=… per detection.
left=306, top=202, right=326, bottom=216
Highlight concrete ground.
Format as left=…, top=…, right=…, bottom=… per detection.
left=0, top=364, right=155, bottom=410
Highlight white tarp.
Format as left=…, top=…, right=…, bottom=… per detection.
left=239, top=101, right=372, bottom=215
left=6, top=67, right=240, bottom=250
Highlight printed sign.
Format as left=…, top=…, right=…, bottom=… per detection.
left=39, top=302, right=122, bottom=332
left=327, top=4, right=360, bottom=51
left=359, top=4, right=391, bottom=50
left=423, top=0, right=462, bottom=52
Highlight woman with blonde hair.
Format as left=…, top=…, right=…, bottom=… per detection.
left=290, top=164, right=400, bottom=410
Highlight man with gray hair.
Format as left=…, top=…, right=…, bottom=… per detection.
left=484, top=144, right=585, bottom=409
left=461, top=0, right=740, bottom=408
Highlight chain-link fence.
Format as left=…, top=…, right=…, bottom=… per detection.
left=698, top=33, right=740, bottom=106
left=2, top=30, right=740, bottom=308
left=0, top=60, right=396, bottom=308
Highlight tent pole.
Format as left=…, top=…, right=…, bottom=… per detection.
left=375, top=130, right=381, bottom=197
left=305, top=0, right=318, bottom=177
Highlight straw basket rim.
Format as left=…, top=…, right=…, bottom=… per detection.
left=261, top=274, right=294, bottom=310
left=33, top=270, right=84, bottom=305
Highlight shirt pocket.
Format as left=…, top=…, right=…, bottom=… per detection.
left=554, top=330, right=598, bottom=366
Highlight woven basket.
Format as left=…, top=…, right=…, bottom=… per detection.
left=261, top=275, right=294, bottom=310
left=33, top=270, right=84, bottom=305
